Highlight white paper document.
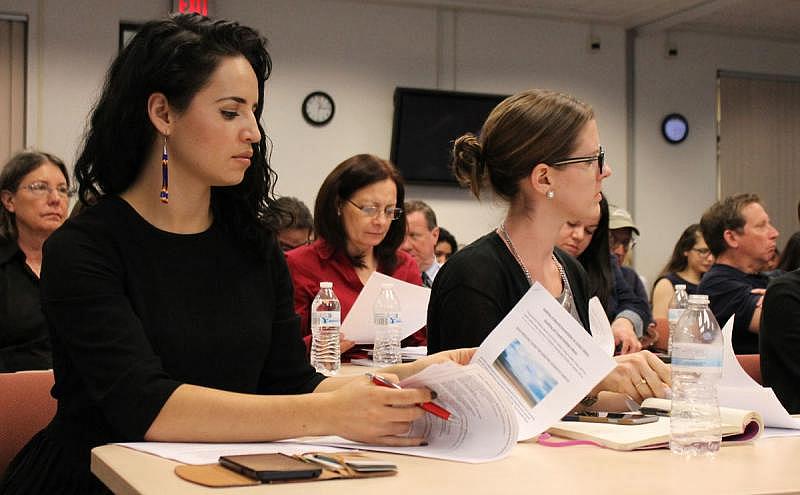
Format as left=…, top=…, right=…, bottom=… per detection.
left=470, top=283, right=617, bottom=441
left=350, top=346, right=429, bottom=367
left=118, top=283, right=616, bottom=465
left=303, top=361, right=519, bottom=463
left=319, top=284, right=615, bottom=461
left=339, top=272, right=430, bottom=343
left=588, top=296, right=615, bottom=356
left=717, top=316, right=800, bottom=429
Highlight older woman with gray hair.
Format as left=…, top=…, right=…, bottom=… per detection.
left=0, top=150, right=71, bottom=372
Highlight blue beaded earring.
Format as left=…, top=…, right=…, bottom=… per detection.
left=160, top=136, right=169, bottom=204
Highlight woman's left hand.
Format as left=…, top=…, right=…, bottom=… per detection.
left=591, top=350, right=671, bottom=402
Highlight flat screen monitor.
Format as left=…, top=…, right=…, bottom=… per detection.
left=390, top=88, right=507, bottom=185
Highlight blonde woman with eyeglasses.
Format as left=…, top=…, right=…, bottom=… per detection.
left=286, top=154, right=426, bottom=360
left=0, top=150, right=71, bottom=372
left=651, top=223, right=715, bottom=320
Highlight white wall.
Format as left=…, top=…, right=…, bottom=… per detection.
left=1, top=0, right=628, bottom=248
left=633, top=31, right=800, bottom=287
left=3, top=0, right=800, bottom=274
left=0, top=0, right=169, bottom=161
left=216, top=0, right=629, bottom=246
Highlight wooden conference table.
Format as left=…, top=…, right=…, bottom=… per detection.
left=90, top=366, right=800, bottom=495
left=92, top=436, right=800, bottom=495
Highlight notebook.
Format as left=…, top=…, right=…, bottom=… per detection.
left=545, top=398, right=763, bottom=451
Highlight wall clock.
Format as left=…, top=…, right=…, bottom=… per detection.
left=302, top=91, right=335, bottom=126
left=662, top=113, right=688, bottom=144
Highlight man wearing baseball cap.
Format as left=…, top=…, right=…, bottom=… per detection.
left=608, top=204, right=640, bottom=265
left=608, top=205, right=651, bottom=322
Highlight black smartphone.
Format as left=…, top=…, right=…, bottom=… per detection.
left=219, top=453, right=322, bottom=482
left=562, top=411, right=659, bottom=425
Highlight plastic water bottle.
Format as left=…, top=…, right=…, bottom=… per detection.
left=669, top=294, right=723, bottom=456
left=372, top=283, right=402, bottom=367
left=667, top=284, right=689, bottom=357
left=310, top=281, right=341, bottom=376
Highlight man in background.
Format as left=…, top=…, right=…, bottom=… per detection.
left=401, top=200, right=440, bottom=288
left=608, top=204, right=648, bottom=302
left=698, top=193, right=779, bottom=354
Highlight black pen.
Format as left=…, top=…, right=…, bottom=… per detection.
left=638, top=406, right=670, bottom=417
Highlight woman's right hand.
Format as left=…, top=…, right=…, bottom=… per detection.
left=322, top=374, right=431, bottom=446
left=590, top=350, right=670, bottom=403
left=611, top=318, right=642, bottom=354
left=339, top=334, right=356, bottom=354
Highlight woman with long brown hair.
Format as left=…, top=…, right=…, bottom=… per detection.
left=428, top=89, right=670, bottom=409
left=651, top=224, right=714, bottom=320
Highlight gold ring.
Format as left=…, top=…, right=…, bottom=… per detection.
left=635, top=379, right=648, bottom=388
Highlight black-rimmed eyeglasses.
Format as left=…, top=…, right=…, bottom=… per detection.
left=346, top=199, right=403, bottom=220
left=550, top=145, right=605, bottom=174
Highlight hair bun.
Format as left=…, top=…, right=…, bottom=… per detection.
left=451, top=133, right=486, bottom=198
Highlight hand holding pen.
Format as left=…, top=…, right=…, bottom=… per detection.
left=367, top=373, right=458, bottom=423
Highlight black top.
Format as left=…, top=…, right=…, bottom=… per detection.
left=654, top=272, right=700, bottom=295
left=1, top=197, right=324, bottom=494
left=697, top=263, right=768, bottom=354
left=427, top=232, right=590, bottom=353
left=0, top=238, right=52, bottom=372
left=606, top=260, right=652, bottom=335
left=620, top=265, right=649, bottom=304
left=760, top=268, right=800, bottom=414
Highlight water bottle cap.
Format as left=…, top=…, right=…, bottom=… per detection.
left=688, top=294, right=708, bottom=303
left=675, top=284, right=687, bottom=290
left=320, top=281, right=333, bottom=289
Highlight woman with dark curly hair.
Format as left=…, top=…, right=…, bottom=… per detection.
left=0, top=14, right=469, bottom=494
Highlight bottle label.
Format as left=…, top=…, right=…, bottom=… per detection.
left=374, top=312, right=401, bottom=326
left=668, top=308, right=685, bottom=324
left=671, top=342, right=722, bottom=373
left=317, top=311, right=340, bottom=326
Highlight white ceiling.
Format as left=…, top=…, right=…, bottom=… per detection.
left=357, top=0, right=800, bottom=42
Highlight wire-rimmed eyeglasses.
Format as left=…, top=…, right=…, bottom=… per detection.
left=19, top=181, right=74, bottom=199
left=346, top=199, right=403, bottom=220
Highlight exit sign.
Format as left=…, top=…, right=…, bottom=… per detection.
left=173, top=0, right=208, bottom=16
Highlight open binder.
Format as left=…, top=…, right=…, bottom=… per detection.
left=545, top=397, right=763, bottom=451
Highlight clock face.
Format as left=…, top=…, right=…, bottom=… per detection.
left=662, top=113, right=688, bottom=144
left=302, top=91, right=335, bottom=126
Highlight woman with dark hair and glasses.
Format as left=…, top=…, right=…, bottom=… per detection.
left=287, top=154, right=426, bottom=358
left=651, top=224, right=715, bottom=320
left=557, top=194, right=654, bottom=354
left=429, top=89, right=670, bottom=409
left=0, top=150, right=71, bottom=372
left=0, top=16, right=470, bottom=494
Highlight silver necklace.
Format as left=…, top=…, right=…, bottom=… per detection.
left=497, top=223, right=567, bottom=289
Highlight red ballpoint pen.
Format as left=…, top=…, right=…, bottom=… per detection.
left=367, top=373, right=456, bottom=422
